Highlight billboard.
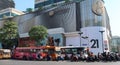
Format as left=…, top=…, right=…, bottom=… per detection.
left=81, top=27, right=109, bottom=54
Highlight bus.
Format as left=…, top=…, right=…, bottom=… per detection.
left=0, top=49, right=11, bottom=59
left=12, top=47, right=42, bottom=60
left=12, top=46, right=58, bottom=60
left=59, top=46, right=88, bottom=60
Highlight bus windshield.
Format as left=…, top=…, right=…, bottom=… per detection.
left=60, top=46, right=86, bottom=54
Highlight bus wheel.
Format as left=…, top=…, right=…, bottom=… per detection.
left=23, top=56, right=27, bottom=60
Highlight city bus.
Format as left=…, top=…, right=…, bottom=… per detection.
left=38, top=46, right=59, bottom=61
left=0, top=49, right=11, bottom=59
left=12, top=47, right=42, bottom=60
left=59, top=46, right=88, bottom=60
left=12, top=46, right=58, bottom=60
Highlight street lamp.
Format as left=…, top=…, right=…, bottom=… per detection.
left=78, top=32, right=83, bottom=46
left=99, top=30, right=105, bottom=52
left=82, top=36, right=89, bottom=47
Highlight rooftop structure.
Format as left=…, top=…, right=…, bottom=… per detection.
left=0, top=8, right=25, bottom=19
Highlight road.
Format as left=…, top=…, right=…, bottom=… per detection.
left=0, top=60, right=120, bottom=65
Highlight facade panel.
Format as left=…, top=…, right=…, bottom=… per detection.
left=18, top=3, right=77, bottom=34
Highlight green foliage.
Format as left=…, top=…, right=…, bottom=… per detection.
left=29, top=25, right=48, bottom=46
left=26, top=8, right=33, bottom=13
left=0, top=21, right=18, bottom=48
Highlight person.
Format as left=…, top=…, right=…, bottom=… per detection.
left=70, top=53, right=78, bottom=62
left=36, top=50, right=43, bottom=60
left=46, top=54, right=51, bottom=61
left=57, top=53, right=64, bottom=61
left=64, top=53, right=69, bottom=60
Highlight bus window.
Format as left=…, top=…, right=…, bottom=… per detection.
left=60, top=46, right=87, bottom=54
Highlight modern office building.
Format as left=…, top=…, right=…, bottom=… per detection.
left=0, top=8, right=25, bottom=19
left=0, top=0, right=15, bottom=10
left=10, top=0, right=111, bottom=54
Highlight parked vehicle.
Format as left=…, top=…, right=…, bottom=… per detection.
left=59, top=46, right=88, bottom=61
left=12, top=47, right=42, bottom=60
left=12, top=46, right=59, bottom=60
left=0, top=49, right=11, bottom=59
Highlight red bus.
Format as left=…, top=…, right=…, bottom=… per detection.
left=12, top=47, right=43, bottom=60
left=12, top=46, right=58, bottom=60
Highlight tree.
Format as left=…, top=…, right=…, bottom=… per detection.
left=0, top=20, right=18, bottom=49
left=29, top=25, right=48, bottom=46
left=26, top=8, right=33, bottom=13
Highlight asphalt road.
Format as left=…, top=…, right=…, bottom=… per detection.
left=0, top=60, right=120, bottom=65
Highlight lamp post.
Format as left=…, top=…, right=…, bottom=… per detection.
left=99, top=30, right=105, bottom=52
left=78, top=32, right=83, bottom=46
left=82, top=36, right=88, bottom=47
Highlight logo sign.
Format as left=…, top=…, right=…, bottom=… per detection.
left=92, top=0, right=104, bottom=16
left=49, top=11, right=54, bottom=16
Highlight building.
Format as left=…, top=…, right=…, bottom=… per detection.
left=0, top=8, right=25, bottom=19
left=110, top=36, right=120, bottom=53
left=2, top=0, right=111, bottom=54
left=34, top=0, right=111, bottom=54
left=0, top=0, right=15, bottom=10
left=35, top=0, right=65, bottom=10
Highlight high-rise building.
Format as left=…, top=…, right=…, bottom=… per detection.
left=0, top=0, right=15, bottom=10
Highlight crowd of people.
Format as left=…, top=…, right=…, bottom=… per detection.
left=35, top=51, right=120, bottom=62
left=55, top=52, right=120, bottom=62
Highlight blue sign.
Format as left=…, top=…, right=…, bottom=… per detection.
left=82, top=44, right=87, bottom=46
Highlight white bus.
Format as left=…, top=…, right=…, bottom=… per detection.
left=59, top=46, right=88, bottom=59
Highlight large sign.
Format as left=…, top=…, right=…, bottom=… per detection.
left=81, top=27, right=109, bottom=54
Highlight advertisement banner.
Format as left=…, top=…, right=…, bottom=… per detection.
left=81, top=27, right=109, bottom=54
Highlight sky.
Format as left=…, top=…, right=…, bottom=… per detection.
left=13, top=0, right=120, bottom=36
